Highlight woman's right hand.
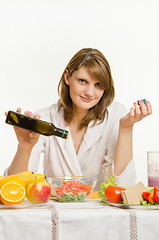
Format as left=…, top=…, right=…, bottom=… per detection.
left=5, top=107, right=40, bottom=150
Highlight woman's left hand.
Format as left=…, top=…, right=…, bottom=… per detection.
left=120, top=100, right=152, bottom=128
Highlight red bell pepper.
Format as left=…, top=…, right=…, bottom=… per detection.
left=142, top=191, right=154, bottom=203
left=154, top=187, right=159, bottom=203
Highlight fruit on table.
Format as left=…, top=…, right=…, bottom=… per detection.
left=0, top=176, right=26, bottom=204
left=0, top=172, right=45, bottom=188
left=18, top=173, right=45, bottom=187
left=0, top=172, right=47, bottom=205
left=105, top=186, right=125, bottom=203
left=13, top=171, right=34, bottom=177
left=0, top=170, right=34, bottom=180
left=0, top=176, right=4, bottom=181
left=26, top=181, right=51, bottom=204
left=0, top=176, right=26, bottom=189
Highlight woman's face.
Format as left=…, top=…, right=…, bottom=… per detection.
left=64, top=66, right=104, bottom=112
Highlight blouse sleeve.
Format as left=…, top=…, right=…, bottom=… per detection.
left=28, top=135, right=45, bottom=172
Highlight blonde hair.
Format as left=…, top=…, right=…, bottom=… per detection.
left=58, top=48, right=115, bottom=128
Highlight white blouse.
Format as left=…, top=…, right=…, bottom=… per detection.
left=26, top=100, right=137, bottom=190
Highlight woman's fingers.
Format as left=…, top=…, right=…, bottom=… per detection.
left=120, top=99, right=152, bottom=128
left=33, top=114, right=41, bottom=119
left=138, top=99, right=152, bottom=118
left=145, top=100, right=152, bottom=115
left=29, top=132, right=34, bottom=137
left=16, top=107, right=22, bottom=113
left=129, top=107, right=135, bottom=117
left=24, top=111, right=33, bottom=117
left=23, top=111, right=41, bottom=119
left=133, top=99, right=152, bottom=121
left=133, top=102, right=142, bottom=119
left=137, top=100, right=148, bottom=118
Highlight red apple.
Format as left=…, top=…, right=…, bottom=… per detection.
left=26, top=181, right=51, bottom=204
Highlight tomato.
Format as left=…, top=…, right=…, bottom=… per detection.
left=142, top=191, right=154, bottom=203
left=54, top=187, right=65, bottom=196
left=154, top=187, right=159, bottom=203
left=105, top=186, right=125, bottom=203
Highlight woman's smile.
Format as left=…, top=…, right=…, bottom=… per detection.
left=80, top=95, right=94, bottom=103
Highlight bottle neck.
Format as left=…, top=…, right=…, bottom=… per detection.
left=50, top=124, right=68, bottom=139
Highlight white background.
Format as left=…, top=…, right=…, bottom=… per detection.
left=0, top=0, right=159, bottom=185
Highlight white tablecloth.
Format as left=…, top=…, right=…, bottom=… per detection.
left=0, top=199, right=159, bottom=240
left=0, top=201, right=53, bottom=240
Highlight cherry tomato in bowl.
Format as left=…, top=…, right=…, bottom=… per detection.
left=105, top=186, right=125, bottom=203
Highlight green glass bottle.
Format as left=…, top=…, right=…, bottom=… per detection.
left=6, top=111, right=68, bottom=139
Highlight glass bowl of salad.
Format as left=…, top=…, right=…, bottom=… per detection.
left=46, top=176, right=97, bottom=202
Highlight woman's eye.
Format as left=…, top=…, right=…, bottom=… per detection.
left=95, top=82, right=102, bottom=88
left=79, top=79, right=86, bottom=84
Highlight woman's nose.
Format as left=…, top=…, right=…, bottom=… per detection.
left=84, top=85, right=94, bottom=97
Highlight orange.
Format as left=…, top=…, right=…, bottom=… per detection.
left=0, top=176, right=26, bottom=205
left=0, top=176, right=4, bottom=181
left=0, top=182, right=26, bottom=204
left=0, top=176, right=26, bottom=190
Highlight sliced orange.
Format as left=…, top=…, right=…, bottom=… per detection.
left=0, top=182, right=26, bottom=205
left=0, top=176, right=26, bottom=190
left=0, top=176, right=26, bottom=205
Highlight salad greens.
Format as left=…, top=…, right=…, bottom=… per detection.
left=59, top=193, right=86, bottom=202
left=140, top=200, right=159, bottom=205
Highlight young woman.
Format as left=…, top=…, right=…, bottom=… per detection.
left=5, top=48, right=152, bottom=190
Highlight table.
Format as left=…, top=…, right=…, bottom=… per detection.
left=0, top=197, right=159, bottom=240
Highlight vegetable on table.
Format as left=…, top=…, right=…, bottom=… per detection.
left=142, top=187, right=159, bottom=205
left=54, top=180, right=92, bottom=202
left=142, top=191, right=154, bottom=203
left=105, top=186, right=125, bottom=203
left=98, top=176, right=125, bottom=203
left=98, top=176, right=159, bottom=206
left=153, top=187, right=159, bottom=203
